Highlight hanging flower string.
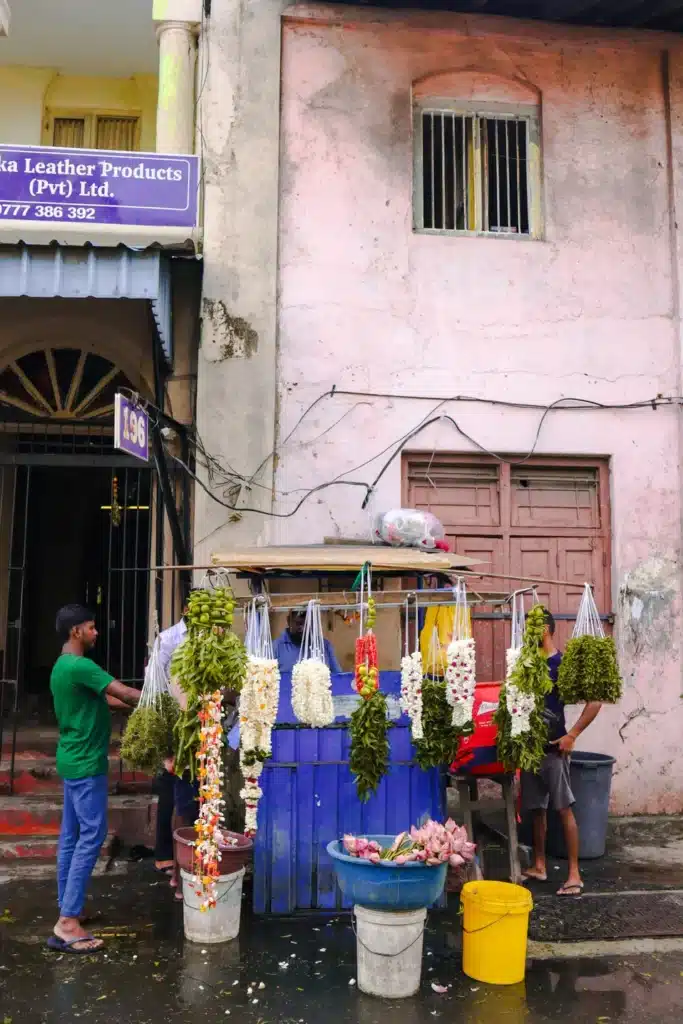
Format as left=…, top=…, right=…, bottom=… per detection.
left=194, top=688, right=225, bottom=912
left=239, top=602, right=281, bottom=836
left=445, top=636, right=476, bottom=728
left=354, top=595, right=378, bottom=697
left=444, top=580, right=476, bottom=730
left=349, top=566, right=389, bottom=800
left=291, top=600, right=335, bottom=727
left=400, top=599, right=423, bottom=740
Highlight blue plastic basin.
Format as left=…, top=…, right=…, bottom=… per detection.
left=327, top=835, right=448, bottom=910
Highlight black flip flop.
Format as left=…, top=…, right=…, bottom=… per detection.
left=47, top=933, right=105, bottom=955
left=556, top=883, right=584, bottom=897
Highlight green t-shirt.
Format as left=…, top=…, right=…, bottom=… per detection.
left=50, top=654, right=114, bottom=780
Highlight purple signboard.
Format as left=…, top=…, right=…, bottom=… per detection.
left=114, top=393, right=149, bottom=463
left=0, top=145, right=198, bottom=228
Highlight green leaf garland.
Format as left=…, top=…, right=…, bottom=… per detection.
left=413, top=679, right=472, bottom=770
left=494, top=604, right=553, bottom=773
left=349, top=690, right=389, bottom=802
left=557, top=635, right=623, bottom=704
left=171, top=587, right=248, bottom=779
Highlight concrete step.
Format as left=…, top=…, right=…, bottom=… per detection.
left=0, top=755, right=153, bottom=795
left=0, top=794, right=157, bottom=847
left=0, top=831, right=116, bottom=862
left=0, top=858, right=130, bottom=883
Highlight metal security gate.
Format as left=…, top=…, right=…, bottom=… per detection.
left=0, top=419, right=155, bottom=792
left=404, top=455, right=612, bottom=680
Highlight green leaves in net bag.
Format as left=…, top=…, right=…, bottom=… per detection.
left=557, top=635, right=622, bottom=704
left=349, top=690, right=389, bottom=802
left=556, top=583, right=623, bottom=705
left=121, top=692, right=179, bottom=774
left=495, top=602, right=552, bottom=773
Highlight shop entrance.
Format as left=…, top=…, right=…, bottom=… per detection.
left=0, top=348, right=155, bottom=785
left=2, top=461, right=152, bottom=722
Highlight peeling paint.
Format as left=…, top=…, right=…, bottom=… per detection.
left=617, top=556, right=679, bottom=656
left=201, top=298, right=258, bottom=360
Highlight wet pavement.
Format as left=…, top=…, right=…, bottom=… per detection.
left=3, top=868, right=683, bottom=1023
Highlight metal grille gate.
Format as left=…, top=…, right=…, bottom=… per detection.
left=0, top=419, right=156, bottom=793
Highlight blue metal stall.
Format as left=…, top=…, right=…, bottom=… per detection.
left=253, top=669, right=446, bottom=914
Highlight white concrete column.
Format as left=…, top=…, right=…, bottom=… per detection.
left=193, top=0, right=287, bottom=558
left=155, top=19, right=198, bottom=154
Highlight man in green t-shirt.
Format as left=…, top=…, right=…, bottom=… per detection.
left=48, top=604, right=141, bottom=954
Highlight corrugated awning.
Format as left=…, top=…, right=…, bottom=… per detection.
left=0, top=221, right=200, bottom=251
left=0, top=243, right=176, bottom=363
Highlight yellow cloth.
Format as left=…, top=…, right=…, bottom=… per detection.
left=420, top=604, right=472, bottom=677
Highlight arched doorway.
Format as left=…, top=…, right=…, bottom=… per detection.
left=0, top=347, right=153, bottom=754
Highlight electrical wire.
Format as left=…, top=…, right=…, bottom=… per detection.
left=138, top=385, right=678, bottom=520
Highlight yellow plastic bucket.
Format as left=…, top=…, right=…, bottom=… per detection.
left=461, top=880, right=533, bottom=986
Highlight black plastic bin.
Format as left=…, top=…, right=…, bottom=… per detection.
left=545, top=751, right=616, bottom=860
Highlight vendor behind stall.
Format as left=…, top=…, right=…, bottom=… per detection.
left=274, top=609, right=342, bottom=673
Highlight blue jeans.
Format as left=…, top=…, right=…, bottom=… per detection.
left=57, top=775, right=109, bottom=919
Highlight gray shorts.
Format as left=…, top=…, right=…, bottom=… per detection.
left=521, top=751, right=575, bottom=812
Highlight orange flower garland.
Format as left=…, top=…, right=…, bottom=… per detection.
left=194, top=689, right=225, bottom=911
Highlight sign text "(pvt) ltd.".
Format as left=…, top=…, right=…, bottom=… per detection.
left=0, top=145, right=199, bottom=229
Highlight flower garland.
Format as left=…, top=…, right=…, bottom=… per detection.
left=445, top=637, right=476, bottom=729
left=502, top=646, right=535, bottom=738
left=494, top=604, right=552, bottom=773
left=400, top=650, right=424, bottom=740
left=291, top=600, right=335, bottom=728
left=349, top=592, right=389, bottom=801
left=194, top=689, right=225, bottom=912
left=239, top=655, right=280, bottom=835
left=291, top=660, right=335, bottom=727
left=354, top=630, right=379, bottom=698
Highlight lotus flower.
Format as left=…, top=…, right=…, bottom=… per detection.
left=338, top=819, right=476, bottom=870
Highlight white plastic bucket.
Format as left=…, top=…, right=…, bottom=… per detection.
left=180, top=867, right=245, bottom=944
left=354, top=904, right=427, bottom=999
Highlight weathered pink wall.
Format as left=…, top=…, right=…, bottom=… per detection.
left=274, top=7, right=683, bottom=814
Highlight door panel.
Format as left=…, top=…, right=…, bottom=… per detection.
left=452, top=535, right=506, bottom=682
left=405, top=456, right=612, bottom=682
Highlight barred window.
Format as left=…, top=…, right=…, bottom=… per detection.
left=414, top=105, right=541, bottom=238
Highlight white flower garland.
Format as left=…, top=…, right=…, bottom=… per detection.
left=291, top=659, right=335, bottom=727
left=503, top=647, right=535, bottom=738
left=194, top=689, right=225, bottom=912
left=505, top=682, right=537, bottom=738
left=239, top=757, right=264, bottom=836
left=239, top=656, right=280, bottom=836
left=400, top=651, right=424, bottom=740
left=445, top=637, right=476, bottom=729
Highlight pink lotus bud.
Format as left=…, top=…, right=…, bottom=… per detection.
left=449, top=853, right=464, bottom=868
left=369, top=852, right=381, bottom=864
left=343, top=835, right=357, bottom=855
left=427, top=857, right=441, bottom=866
left=390, top=832, right=407, bottom=852
left=395, top=855, right=407, bottom=865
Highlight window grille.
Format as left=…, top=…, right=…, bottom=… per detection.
left=49, top=113, right=140, bottom=151
left=415, top=107, right=540, bottom=237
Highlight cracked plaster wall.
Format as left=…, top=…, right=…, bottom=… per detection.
left=267, top=10, right=683, bottom=813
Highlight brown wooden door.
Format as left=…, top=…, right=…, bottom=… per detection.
left=405, top=456, right=611, bottom=681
